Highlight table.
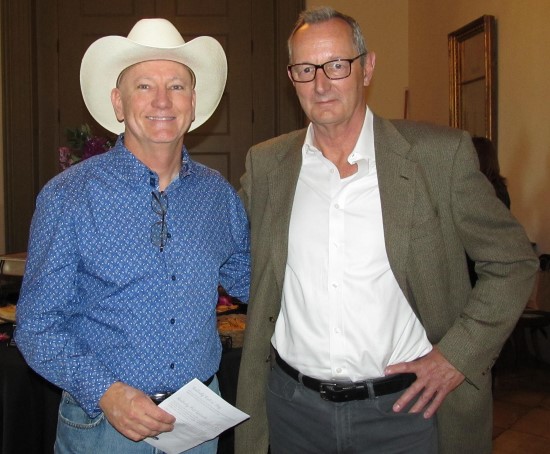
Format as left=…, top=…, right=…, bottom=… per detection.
left=0, top=323, right=61, bottom=454
left=0, top=252, right=27, bottom=277
left=0, top=253, right=59, bottom=453
left=217, top=347, right=242, bottom=454
left=0, top=253, right=26, bottom=305
left=0, top=322, right=242, bottom=454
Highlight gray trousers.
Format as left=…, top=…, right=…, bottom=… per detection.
left=266, top=364, right=438, bottom=454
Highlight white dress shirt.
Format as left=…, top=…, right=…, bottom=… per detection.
left=272, top=108, right=432, bottom=381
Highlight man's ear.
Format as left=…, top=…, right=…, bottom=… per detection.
left=111, top=88, right=124, bottom=122
left=363, top=52, right=376, bottom=86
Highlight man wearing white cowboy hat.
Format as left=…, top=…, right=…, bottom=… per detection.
left=15, top=18, right=250, bottom=454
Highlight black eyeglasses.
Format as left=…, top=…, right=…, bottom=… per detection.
left=287, top=53, right=366, bottom=83
left=151, top=191, right=170, bottom=252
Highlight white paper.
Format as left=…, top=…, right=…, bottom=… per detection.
left=144, top=378, right=249, bottom=454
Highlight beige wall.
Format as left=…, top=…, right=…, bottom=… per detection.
left=306, top=0, right=549, bottom=253
left=409, top=0, right=550, bottom=254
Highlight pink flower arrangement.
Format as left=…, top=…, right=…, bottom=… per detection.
left=59, top=124, right=114, bottom=171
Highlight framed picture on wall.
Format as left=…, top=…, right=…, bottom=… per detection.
left=448, top=15, right=497, bottom=146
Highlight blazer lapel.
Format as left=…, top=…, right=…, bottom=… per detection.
left=373, top=116, right=416, bottom=294
left=266, top=131, right=305, bottom=291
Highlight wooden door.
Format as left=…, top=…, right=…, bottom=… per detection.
left=58, top=0, right=252, bottom=185
left=1, top=0, right=304, bottom=252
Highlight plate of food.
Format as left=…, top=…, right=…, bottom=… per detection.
left=216, top=289, right=244, bottom=314
left=0, top=304, right=16, bottom=323
left=217, top=313, right=246, bottom=348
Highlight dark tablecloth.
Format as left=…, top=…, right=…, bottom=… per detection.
left=217, top=347, right=242, bottom=454
left=0, top=324, right=61, bottom=454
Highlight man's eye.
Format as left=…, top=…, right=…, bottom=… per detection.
left=170, top=85, right=184, bottom=90
left=327, top=62, right=343, bottom=71
left=137, top=84, right=149, bottom=89
left=302, top=66, right=314, bottom=74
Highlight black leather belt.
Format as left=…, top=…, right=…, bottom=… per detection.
left=275, top=353, right=416, bottom=402
left=149, top=374, right=215, bottom=405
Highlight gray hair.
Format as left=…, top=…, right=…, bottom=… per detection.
left=287, top=7, right=368, bottom=65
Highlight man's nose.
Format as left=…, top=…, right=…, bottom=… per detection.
left=314, top=68, right=331, bottom=92
left=153, top=88, right=172, bottom=107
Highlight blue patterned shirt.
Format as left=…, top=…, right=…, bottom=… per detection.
left=15, top=136, right=250, bottom=416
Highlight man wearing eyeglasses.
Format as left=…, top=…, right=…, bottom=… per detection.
left=235, top=7, right=536, bottom=454
left=16, top=19, right=250, bottom=454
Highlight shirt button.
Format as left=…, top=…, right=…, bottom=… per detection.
left=170, top=363, right=175, bottom=369
left=334, top=328, right=341, bottom=334
left=171, top=275, right=176, bottom=281
left=335, top=203, right=340, bottom=209
left=170, top=318, right=175, bottom=324
left=167, top=233, right=172, bottom=239
left=336, top=368, right=342, bottom=374
left=332, top=283, right=338, bottom=288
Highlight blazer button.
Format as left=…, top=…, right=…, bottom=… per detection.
left=269, top=316, right=276, bottom=323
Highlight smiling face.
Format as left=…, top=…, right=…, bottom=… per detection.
left=289, top=18, right=375, bottom=130
left=111, top=60, right=196, bottom=153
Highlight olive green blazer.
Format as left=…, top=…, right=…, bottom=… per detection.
left=235, top=115, right=537, bottom=454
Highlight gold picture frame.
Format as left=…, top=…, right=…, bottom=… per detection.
left=449, top=15, right=497, bottom=145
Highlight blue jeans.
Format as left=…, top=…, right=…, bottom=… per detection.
left=55, top=377, right=219, bottom=454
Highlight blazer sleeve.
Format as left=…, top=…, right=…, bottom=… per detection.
left=435, top=132, right=538, bottom=384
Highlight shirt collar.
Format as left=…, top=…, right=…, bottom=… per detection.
left=302, top=107, right=375, bottom=168
left=113, top=134, right=193, bottom=190
left=348, top=107, right=375, bottom=165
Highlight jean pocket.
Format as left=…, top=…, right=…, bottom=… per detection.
left=267, top=364, right=299, bottom=402
left=58, top=391, right=104, bottom=430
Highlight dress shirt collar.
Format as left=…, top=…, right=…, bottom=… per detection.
left=114, top=134, right=194, bottom=190
left=302, top=107, right=375, bottom=172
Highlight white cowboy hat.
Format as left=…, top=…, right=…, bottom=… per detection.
left=80, top=18, right=227, bottom=134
